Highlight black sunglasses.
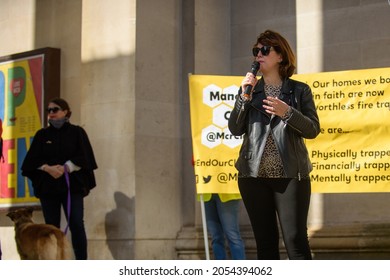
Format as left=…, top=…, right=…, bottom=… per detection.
left=252, top=46, right=272, bottom=57
left=47, top=107, right=62, bottom=113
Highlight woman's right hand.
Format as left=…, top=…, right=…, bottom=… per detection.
left=241, top=72, right=257, bottom=98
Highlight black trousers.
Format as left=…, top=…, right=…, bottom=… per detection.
left=40, top=192, right=87, bottom=260
left=238, top=177, right=312, bottom=260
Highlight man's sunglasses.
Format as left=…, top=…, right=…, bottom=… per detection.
left=252, top=46, right=272, bottom=57
left=47, top=107, right=62, bottom=113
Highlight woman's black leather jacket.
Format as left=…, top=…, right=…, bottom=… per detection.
left=228, top=77, right=320, bottom=180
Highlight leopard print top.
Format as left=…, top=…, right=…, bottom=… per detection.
left=258, top=84, right=286, bottom=178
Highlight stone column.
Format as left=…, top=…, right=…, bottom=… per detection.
left=134, top=0, right=184, bottom=259
left=80, top=0, right=137, bottom=259
left=176, top=0, right=233, bottom=260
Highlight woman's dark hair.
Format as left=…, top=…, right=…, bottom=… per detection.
left=49, top=98, right=72, bottom=118
left=254, top=30, right=296, bottom=78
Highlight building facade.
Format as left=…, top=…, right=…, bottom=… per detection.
left=1, top=0, right=390, bottom=259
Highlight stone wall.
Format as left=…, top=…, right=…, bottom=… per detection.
left=1, top=0, right=390, bottom=260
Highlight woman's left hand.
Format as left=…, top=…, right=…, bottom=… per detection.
left=263, top=96, right=289, bottom=117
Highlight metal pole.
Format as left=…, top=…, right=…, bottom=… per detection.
left=199, top=194, right=210, bottom=260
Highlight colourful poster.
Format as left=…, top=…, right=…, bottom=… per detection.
left=0, top=55, right=44, bottom=207
left=189, top=67, right=390, bottom=193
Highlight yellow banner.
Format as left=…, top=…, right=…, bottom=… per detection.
left=189, top=67, right=390, bottom=193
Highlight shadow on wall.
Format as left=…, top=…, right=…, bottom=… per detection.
left=105, top=192, right=135, bottom=260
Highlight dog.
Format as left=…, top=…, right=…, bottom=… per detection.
left=7, top=207, right=72, bottom=260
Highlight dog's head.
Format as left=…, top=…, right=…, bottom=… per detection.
left=7, top=207, right=34, bottom=224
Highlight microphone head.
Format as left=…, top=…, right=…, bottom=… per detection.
left=251, top=61, right=260, bottom=74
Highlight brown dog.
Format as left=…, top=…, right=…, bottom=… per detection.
left=7, top=207, right=72, bottom=260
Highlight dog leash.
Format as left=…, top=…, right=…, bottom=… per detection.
left=64, top=165, right=71, bottom=235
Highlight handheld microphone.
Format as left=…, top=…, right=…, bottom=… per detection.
left=243, top=61, right=260, bottom=99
